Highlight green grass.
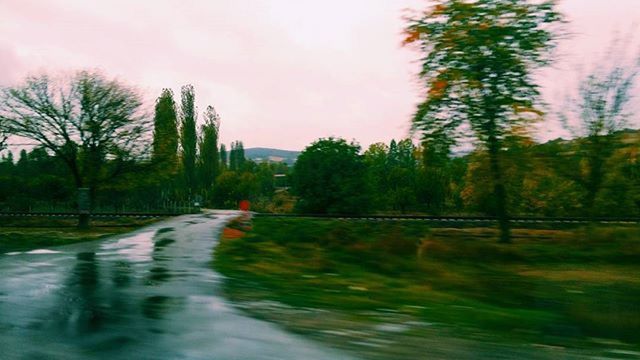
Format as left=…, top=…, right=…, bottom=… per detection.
left=0, top=218, right=161, bottom=253
left=213, top=218, right=640, bottom=358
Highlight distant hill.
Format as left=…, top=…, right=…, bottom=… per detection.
left=245, top=148, right=300, bottom=165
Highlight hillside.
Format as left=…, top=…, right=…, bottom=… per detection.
left=245, top=147, right=300, bottom=165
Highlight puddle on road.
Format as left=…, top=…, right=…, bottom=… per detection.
left=146, top=266, right=172, bottom=285
left=99, top=230, right=156, bottom=263
left=27, top=249, right=63, bottom=254
left=154, top=238, right=176, bottom=250
left=142, top=295, right=182, bottom=320
left=156, top=227, right=174, bottom=235
left=112, top=261, right=132, bottom=288
left=5, top=249, right=63, bottom=256
left=189, top=295, right=230, bottom=312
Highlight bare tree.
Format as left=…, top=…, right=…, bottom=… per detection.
left=560, top=45, right=640, bottom=218
left=0, top=70, right=149, bottom=226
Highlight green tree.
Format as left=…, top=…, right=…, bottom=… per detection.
left=364, top=140, right=419, bottom=213
left=17, top=149, right=28, bottom=171
left=364, top=142, right=390, bottom=210
left=4, top=151, right=14, bottom=165
left=198, top=105, right=221, bottom=201
left=219, top=144, right=228, bottom=169
left=180, top=84, right=197, bottom=195
left=405, top=0, right=562, bottom=242
left=417, top=139, right=453, bottom=214
left=387, top=139, right=418, bottom=213
left=212, top=169, right=259, bottom=208
left=236, top=142, right=245, bottom=170
left=229, top=141, right=245, bottom=171
left=152, top=89, right=179, bottom=175
left=292, top=138, right=369, bottom=214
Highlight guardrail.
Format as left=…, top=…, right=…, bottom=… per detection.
left=254, top=213, right=640, bottom=224
left=0, top=212, right=184, bottom=218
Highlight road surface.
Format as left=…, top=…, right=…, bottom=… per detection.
left=0, top=211, right=354, bottom=360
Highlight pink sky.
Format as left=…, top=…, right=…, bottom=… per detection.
left=1, top=0, right=639, bottom=150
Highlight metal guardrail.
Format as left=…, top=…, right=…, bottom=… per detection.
left=254, top=213, right=640, bottom=224
left=0, top=212, right=184, bottom=218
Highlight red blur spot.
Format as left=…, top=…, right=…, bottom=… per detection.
left=239, top=200, right=250, bottom=211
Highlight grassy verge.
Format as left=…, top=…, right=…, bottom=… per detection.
left=0, top=217, right=161, bottom=253
left=213, top=218, right=640, bottom=359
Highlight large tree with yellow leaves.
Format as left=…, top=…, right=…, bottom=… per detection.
left=405, top=0, right=562, bottom=242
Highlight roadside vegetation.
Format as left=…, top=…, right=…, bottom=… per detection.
left=0, top=217, right=160, bottom=253
left=214, top=217, right=640, bottom=358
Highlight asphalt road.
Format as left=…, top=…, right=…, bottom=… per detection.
left=0, top=211, right=354, bottom=360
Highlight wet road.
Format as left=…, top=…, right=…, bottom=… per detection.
left=0, top=211, right=353, bottom=360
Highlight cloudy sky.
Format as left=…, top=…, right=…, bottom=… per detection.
left=1, top=0, right=639, bottom=150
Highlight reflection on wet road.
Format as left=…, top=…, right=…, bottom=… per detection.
left=0, top=211, right=353, bottom=360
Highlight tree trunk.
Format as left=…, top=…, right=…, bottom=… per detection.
left=586, top=138, right=605, bottom=221
left=57, top=150, right=89, bottom=229
left=78, top=213, right=90, bottom=229
left=76, top=187, right=92, bottom=229
left=488, top=141, right=511, bottom=244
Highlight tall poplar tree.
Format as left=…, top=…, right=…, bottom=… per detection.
left=235, top=141, right=245, bottom=170
left=229, top=142, right=237, bottom=171
left=152, top=89, right=179, bottom=175
left=198, top=105, right=221, bottom=194
left=405, top=0, right=562, bottom=243
left=229, top=141, right=246, bottom=172
left=219, top=144, right=228, bottom=169
left=180, top=84, right=197, bottom=194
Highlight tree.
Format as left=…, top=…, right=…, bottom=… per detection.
left=365, top=139, right=418, bottom=213
left=4, top=151, right=14, bottom=165
left=364, top=142, right=390, bottom=210
left=198, top=105, right=221, bottom=200
left=417, top=139, right=452, bottom=214
left=0, top=71, right=148, bottom=227
left=229, top=140, right=245, bottom=171
left=405, top=0, right=562, bottom=242
left=212, top=170, right=259, bottom=208
left=219, top=144, right=228, bottom=169
left=560, top=50, right=639, bottom=218
left=152, top=89, right=179, bottom=175
left=236, top=141, right=245, bottom=169
left=292, top=138, right=369, bottom=214
left=387, top=139, right=418, bottom=213
left=17, top=149, right=28, bottom=169
left=229, top=142, right=237, bottom=171
left=180, top=84, right=197, bottom=195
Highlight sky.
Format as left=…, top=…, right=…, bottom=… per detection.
left=1, top=0, right=639, bottom=151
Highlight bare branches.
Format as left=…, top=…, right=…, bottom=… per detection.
left=561, top=38, right=640, bottom=139
left=0, top=70, right=150, bottom=191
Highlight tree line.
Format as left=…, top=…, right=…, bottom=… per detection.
left=291, top=131, right=640, bottom=218
left=0, top=74, right=287, bottom=224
